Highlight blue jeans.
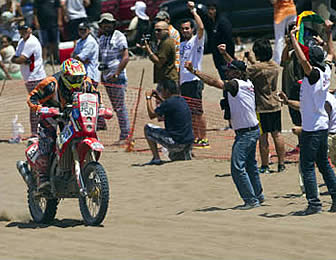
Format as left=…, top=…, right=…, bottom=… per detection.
left=105, top=84, right=130, bottom=140
left=300, top=129, right=336, bottom=209
left=231, top=128, right=264, bottom=204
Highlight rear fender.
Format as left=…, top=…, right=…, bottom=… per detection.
left=77, top=138, right=103, bottom=162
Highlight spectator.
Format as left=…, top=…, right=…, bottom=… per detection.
left=85, top=0, right=101, bottom=23
left=0, top=0, right=24, bottom=23
left=280, top=23, right=304, bottom=156
left=289, top=20, right=336, bottom=215
left=61, top=0, right=89, bottom=41
left=269, top=0, right=297, bottom=64
left=98, top=13, right=130, bottom=144
left=179, top=1, right=208, bottom=148
left=72, top=22, right=99, bottom=86
left=138, top=21, right=178, bottom=92
left=246, top=39, right=286, bottom=173
left=33, top=0, right=63, bottom=64
left=0, top=0, right=24, bottom=47
left=202, top=1, right=235, bottom=80
left=185, top=56, right=264, bottom=210
left=127, top=1, right=150, bottom=56
left=0, top=35, right=21, bottom=79
left=11, top=22, right=46, bottom=137
left=144, top=79, right=194, bottom=165
left=0, top=54, right=11, bottom=80
left=154, top=11, right=180, bottom=72
left=20, top=0, right=34, bottom=27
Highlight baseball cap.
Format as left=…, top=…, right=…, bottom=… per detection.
left=155, top=11, right=170, bottom=20
left=98, top=13, right=116, bottom=24
left=17, top=21, right=29, bottom=30
left=228, top=60, right=247, bottom=71
left=130, top=1, right=149, bottom=20
left=309, top=45, right=326, bottom=68
left=78, top=22, right=90, bottom=30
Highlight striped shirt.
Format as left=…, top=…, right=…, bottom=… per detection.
left=169, top=24, right=180, bottom=72
left=99, top=30, right=128, bottom=83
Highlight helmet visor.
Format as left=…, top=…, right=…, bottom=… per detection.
left=64, top=74, right=84, bottom=88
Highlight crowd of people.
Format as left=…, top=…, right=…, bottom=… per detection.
left=1, top=0, right=336, bottom=213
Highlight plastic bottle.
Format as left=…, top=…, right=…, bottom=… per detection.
left=8, top=115, right=24, bottom=143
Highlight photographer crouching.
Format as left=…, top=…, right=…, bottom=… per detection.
left=144, top=79, right=194, bottom=165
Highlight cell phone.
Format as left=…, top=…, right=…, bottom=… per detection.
left=244, top=51, right=249, bottom=58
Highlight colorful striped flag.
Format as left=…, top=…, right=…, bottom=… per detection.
left=295, top=11, right=325, bottom=60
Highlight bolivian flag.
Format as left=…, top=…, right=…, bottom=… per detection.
left=296, top=11, right=325, bottom=60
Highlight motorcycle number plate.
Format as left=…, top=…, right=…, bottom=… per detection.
left=80, top=101, right=97, bottom=117
left=60, top=125, right=73, bottom=145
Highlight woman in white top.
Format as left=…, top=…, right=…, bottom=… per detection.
left=0, top=35, right=21, bottom=79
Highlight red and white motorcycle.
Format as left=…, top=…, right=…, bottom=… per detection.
left=17, top=92, right=113, bottom=226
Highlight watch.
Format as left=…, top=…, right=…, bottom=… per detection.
left=146, top=96, right=152, bottom=100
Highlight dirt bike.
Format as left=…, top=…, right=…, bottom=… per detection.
left=17, top=92, right=113, bottom=226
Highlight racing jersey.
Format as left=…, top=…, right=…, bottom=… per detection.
left=27, top=72, right=99, bottom=112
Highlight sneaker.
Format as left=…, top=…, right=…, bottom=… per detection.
left=236, top=202, right=260, bottom=210
left=259, top=165, right=270, bottom=174
left=144, top=158, right=163, bottom=166
left=296, top=205, right=322, bottom=216
left=258, top=196, right=265, bottom=204
left=278, top=164, right=286, bottom=173
left=329, top=203, right=336, bottom=212
left=285, top=146, right=300, bottom=157
left=194, top=138, right=210, bottom=148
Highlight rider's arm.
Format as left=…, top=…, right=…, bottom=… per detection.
left=27, top=78, right=57, bottom=111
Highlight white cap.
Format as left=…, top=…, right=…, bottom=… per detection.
left=130, top=1, right=149, bottom=20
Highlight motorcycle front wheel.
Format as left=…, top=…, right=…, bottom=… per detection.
left=28, top=189, right=58, bottom=224
left=79, top=162, right=110, bottom=226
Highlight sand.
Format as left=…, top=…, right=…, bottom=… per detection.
left=1, top=54, right=336, bottom=260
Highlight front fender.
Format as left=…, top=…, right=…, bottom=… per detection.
left=77, top=138, right=104, bottom=163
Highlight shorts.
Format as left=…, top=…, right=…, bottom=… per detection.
left=144, top=123, right=190, bottom=152
left=38, top=28, right=59, bottom=47
left=289, top=107, right=302, bottom=126
left=180, top=80, right=204, bottom=115
left=258, top=110, right=282, bottom=133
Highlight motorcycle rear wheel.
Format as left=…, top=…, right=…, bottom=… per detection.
left=28, top=189, right=58, bottom=224
left=79, top=162, right=109, bottom=226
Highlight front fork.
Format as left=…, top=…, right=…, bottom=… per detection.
left=72, top=143, right=87, bottom=197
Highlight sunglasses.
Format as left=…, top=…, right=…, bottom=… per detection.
left=154, top=28, right=166, bottom=32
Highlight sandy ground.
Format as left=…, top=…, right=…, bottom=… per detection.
left=1, top=54, right=336, bottom=260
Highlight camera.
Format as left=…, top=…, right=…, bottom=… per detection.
left=140, top=34, right=151, bottom=45
left=98, top=64, right=108, bottom=71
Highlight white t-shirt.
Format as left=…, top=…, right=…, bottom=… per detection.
left=73, top=34, right=100, bottom=82
left=66, top=0, right=87, bottom=20
left=228, top=79, right=259, bottom=130
left=15, top=34, right=46, bottom=82
left=326, top=92, right=336, bottom=133
left=179, top=34, right=204, bottom=85
left=300, top=66, right=331, bottom=131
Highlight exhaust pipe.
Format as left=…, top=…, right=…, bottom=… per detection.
left=16, top=161, right=33, bottom=186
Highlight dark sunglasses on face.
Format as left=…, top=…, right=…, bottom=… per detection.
left=154, top=28, right=166, bottom=32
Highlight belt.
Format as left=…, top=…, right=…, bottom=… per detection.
left=235, top=125, right=259, bottom=134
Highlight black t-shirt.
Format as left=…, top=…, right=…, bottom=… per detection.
left=155, top=96, right=194, bottom=144
left=34, top=0, right=60, bottom=29
left=85, top=0, right=101, bottom=22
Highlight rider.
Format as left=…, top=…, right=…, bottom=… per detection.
left=27, top=58, right=100, bottom=191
